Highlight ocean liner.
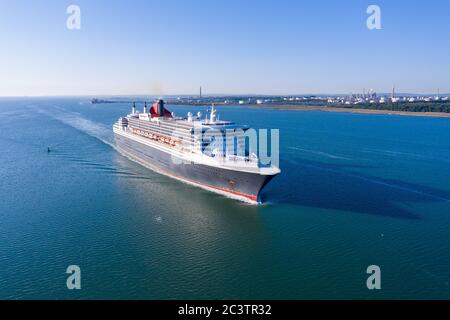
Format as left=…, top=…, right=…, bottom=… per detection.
left=113, top=100, right=280, bottom=203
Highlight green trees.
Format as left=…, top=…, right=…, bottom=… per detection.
left=337, top=102, right=450, bottom=113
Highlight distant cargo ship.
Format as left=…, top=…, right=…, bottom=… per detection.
left=113, top=100, right=280, bottom=203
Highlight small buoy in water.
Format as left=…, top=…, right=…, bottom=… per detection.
left=47, top=147, right=51, bottom=153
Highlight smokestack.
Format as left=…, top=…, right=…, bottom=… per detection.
left=144, top=101, right=147, bottom=114
left=200, top=86, right=202, bottom=98
left=158, top=99, right=164, bottom=117
left=132, top=102, right=136, bottom=114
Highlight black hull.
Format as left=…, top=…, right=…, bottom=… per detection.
left=114, top=133, right=276, bottom=202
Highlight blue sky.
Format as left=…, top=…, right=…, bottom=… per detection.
left=0, top=0, right=449, bottom=96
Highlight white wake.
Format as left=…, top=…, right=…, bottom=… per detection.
left=37, top=107, right=116, bottom=149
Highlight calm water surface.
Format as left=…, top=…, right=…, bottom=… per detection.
left=1, top=98, right=450, bottom=299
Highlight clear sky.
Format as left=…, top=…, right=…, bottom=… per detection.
left=1, top=0, right=449, bottom=96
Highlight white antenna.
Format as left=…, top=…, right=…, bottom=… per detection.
left=210, top=104, right=217, bottom=123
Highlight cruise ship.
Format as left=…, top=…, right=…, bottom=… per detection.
left=113, top=100, right=280, bottom=203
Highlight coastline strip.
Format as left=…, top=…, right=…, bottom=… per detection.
left=258, top=105, right=450, bottom=118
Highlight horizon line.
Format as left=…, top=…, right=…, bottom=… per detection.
left=1, top=92, right=449, bottom=99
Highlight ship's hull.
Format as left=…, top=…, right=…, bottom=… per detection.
left=114, top=132, right=276, bottom=203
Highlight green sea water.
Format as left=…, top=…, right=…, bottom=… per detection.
left=1, top=97, right=450, bottom=299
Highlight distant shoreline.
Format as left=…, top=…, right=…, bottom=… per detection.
left=89, top=98, right=450, bottom=118
left=243, top=104, right=450, bottom=118
left=321, top=107, right=450, bottom=118
left=169, top=101, right=450, bottom=118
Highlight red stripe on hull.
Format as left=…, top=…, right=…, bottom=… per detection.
left=203, top=184, right=258, bottom=202
left=172, top=173, right=258, bottom=202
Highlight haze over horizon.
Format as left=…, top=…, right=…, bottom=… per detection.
left=2, top=91, right=450, bottom=99
left=1, top=0, right=450, bottom=97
